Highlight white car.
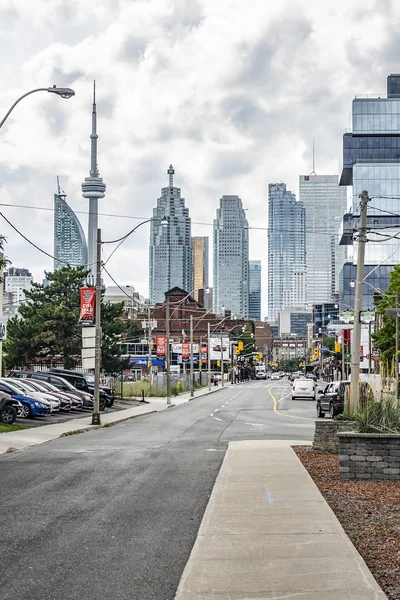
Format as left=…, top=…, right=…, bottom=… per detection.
left=270, top=373, right=280, bottom=380
left=291, top=378, right=316, bottom=400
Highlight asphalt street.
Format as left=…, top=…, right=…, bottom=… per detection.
left=0, top=378, right=317, bottom=600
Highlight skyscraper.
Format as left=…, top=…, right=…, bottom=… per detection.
left=213, top=195, right=249, bottom=318
left=268, top=183, right=305, bottom=322
left=81, top=82, right=106, bottom=276
left=54, top=179, right=88, bottom=271
left=149, top=166, right=192, bottom=305
left=299, top=174, right=348, bottom=304
left=339, top=74, right=400, bottom=309
left=192, top=236, right=209, bottom=305
left=249, top=260, right=261, bottom=320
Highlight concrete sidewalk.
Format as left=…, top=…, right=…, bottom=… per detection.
left=0, top=384, right=224, bottom=456
left=175, top=440, right=388, bottom=600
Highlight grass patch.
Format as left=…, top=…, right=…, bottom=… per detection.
left=0, top=423, right=29, bottom=434
left=60, top=428, right=89, bottom=437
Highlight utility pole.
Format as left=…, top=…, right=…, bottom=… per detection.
left=92, top=228, right=102, bottom=426
left=166, top=298, right=171, bottom=404
left=368, top=320, right=372, bottom=376
left=220, top=331, right=224, bottom=386
left=189, top=314, right=194, bottom=398
left=208, top=322, right=211, bottom=391
left=341, top=332, right=345, bottom=381
left=396, top=294, right=399, bottom=401
left=147, top=305, right=153, bottom=385
left=350, top=190, right=369, bottom=413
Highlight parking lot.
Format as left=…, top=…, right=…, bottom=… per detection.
left=13, top=399, right=143, bottom=428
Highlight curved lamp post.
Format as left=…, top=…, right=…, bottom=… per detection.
left=0, top=85, right=75, bottom=130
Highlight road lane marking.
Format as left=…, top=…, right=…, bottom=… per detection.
left=268, top=387, right=315, bottom=421
left=215, top=409, right=219, bottom=412
left=277, top=392, right=291, bottom=404
left=210, top=413, right=214, bottom=417
left=214, top=417, right=222, bottom=421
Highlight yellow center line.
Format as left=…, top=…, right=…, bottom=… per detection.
left=268, top=387, right=316, bottom=421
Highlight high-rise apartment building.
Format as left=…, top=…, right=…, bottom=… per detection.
left=339, top=74, right=400, bottom=309
left=268, top=183, right=305, bottom=322
left=192, top=236, right=209, bottom=306
left=299, top=175, right=348, bottom=304
left=149, top=166, right=192, bottom=305
left=249, top=260, right=261, bottom=320
left=213, top=195, right=249, bottom=318
left=4, top=267, right=33, bottom=307
left=54, top=181, right=88, bottom=271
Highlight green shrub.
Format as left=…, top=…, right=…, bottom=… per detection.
left=354, top=398, right=400, bottom=434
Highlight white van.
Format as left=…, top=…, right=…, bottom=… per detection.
left=255, top=366, right=266, bottom=380
left=291, top=378, right=316, bottom=400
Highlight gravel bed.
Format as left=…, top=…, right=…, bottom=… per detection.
left=294, top=446, right=400, bottom=600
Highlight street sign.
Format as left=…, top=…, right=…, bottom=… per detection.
left=385, top=309, right=400, bottom=317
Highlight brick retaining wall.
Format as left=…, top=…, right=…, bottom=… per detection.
left=338, top=432, right=400, bottom=480
left=313, top=420, right=356, bottom=453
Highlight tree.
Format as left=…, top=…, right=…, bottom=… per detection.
left=5, top=266, right=127, bottom=371
left=373, top=264, right=400, bottom=366
left=0, top=235, right=10, bottom=280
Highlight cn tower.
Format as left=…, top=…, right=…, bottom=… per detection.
left=81, top=81, right=106, bottom=276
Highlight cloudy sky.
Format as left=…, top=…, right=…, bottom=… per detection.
left=0, top=0, right=399, bottom=316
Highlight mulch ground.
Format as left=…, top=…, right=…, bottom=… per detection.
left=293, top=446, right=400, bottom=600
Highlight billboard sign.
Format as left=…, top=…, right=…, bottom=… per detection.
left=0, top=317, right=7, bottom=341
left=209, top=337, right=230, bottom=360
left=78, top=287, right=96, bottom=326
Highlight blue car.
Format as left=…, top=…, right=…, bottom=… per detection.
left=0, top=381, right=50, bottom=418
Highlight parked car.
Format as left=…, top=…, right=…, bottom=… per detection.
left=291, top=378, right=316, bottom=400
left=317, top=381, right=350, bottom=418
left=8, top=371, right=97, bottom=410
left=0, top=381, right=50, bottom=418
left=0, top=393, right=22, bottom=424
left=270, top=373, right=280, bottom=380
left=0, top=378, right=60, bottom=412
left=19, top=379, right=72, bottom=412
left=49, top=369, right=112, bottom=407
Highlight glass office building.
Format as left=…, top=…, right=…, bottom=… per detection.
left=54, top=191, right=88, bottom=271
left=339, top=74, right=400, bottom=309
left=249, top=260, right=261, bottom=320
left=299, top=175, right=348, bottom=304
left=149, top=166, right=192, bottom=305
left=268, top=183, right=305, bottom=321
left=213, top=195, right=249, bottom=318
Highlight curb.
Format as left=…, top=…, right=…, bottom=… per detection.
left=1, top=408, right=159, bottom=455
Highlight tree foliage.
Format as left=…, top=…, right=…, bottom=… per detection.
left=373, top=264, right=400, bottom=366
left=5, top=266, right=127, bottom=372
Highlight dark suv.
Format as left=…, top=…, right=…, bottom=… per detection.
left=8, top=371, right=105, bottom=410
left=50, top=370, right=114, bottom=407
left=316, top=381, right=350, bottom=418
left=0, top=393, right=21, bottom=424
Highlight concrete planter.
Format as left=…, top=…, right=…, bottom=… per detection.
left=313, top=419, right=357, bottom=453
left=338, top=432, right=400, bottom=480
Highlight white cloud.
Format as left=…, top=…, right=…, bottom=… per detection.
left=0, top=0, right=400, bottom=314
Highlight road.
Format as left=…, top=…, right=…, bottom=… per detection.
left=0, top=378, right=317, bottom=600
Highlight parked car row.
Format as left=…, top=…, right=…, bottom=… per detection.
left=0, top=370, right=115, bottom=425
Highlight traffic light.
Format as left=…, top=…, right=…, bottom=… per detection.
left=335, top=342, right=341, bottom=353
left=313, top=348, right=319, bottom=359
left=259, top=352, right=263, bottom=359
left=238, top=341, right=244, bottom=352
left=235, top=347, right=240, bottom=355
left=217, top=360, right=220, bottom=366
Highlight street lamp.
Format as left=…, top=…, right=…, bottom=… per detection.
left=0, top=85, right=75, bottom=129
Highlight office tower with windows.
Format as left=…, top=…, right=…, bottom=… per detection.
left=268, top=183, right=305, bottom=322
left=192, top=236, right=209, bottom=306
left=249, top=260, right=261, bottom=320
left=299, top=174, right=348, bottom=304
left=54, top=180, right=88, bottom=271
left=149, top=165, right=192, bottom=305
left=4, top=267, right=33, bottom=307
left=339, top=74, right=400, bottom=309
left=213, top=195, right=249, bottom=318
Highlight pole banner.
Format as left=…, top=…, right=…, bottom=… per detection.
left=156, top=336, right=167, bottom=356
left=79, top=287, right=96, bottom=326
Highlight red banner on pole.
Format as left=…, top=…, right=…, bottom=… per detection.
left=79, top=287, right=95, bottom=326
left=156, top=336, right=166, bottom=356
left=182, top=342, right=190, bottom=360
